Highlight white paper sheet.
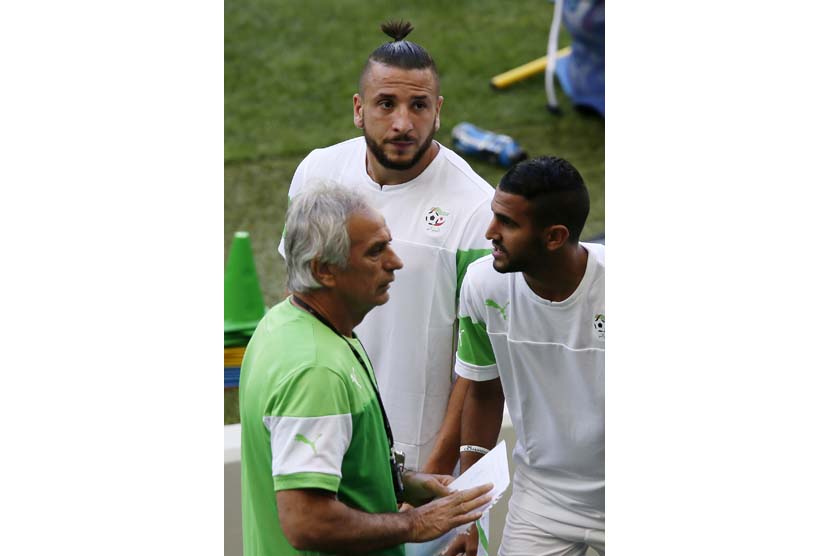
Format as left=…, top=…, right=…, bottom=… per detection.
left=447, top=440, right=510, bottom=511
left=405, top=440, right=510, bottom=556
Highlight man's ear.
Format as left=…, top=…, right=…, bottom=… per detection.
left=353, top=94, right=364, bottom=129
left=544, top=224, right=570, bottom=252
left=434, top=95, right=444, bottom=132
left=310, top=259, right=337, bottom=288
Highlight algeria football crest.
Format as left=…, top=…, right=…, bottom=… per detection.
left=593, top=313, right=605, bottom=339
left=424, top=207, right=449, bottom=232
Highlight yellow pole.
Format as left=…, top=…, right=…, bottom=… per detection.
left=490, top=46, right=572, bottom=90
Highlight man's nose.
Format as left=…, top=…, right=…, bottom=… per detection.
left=385, top=247, right=404, bottom=271
left=391, top=107, right=413, bottom=134
left=485, top=217, right=498, bottom=241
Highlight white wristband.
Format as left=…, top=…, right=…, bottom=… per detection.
left=459, top=444, right=490, bottom=455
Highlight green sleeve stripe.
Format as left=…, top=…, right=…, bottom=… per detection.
left=457, top=316, right=496, bottom=367
left=456, top=248, right=491, bottom=294
left=274, top=471, right=340, bottom=493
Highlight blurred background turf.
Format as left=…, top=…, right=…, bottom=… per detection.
left=225, top=0, right=604, bottom=423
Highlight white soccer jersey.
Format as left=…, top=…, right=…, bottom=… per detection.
left=278, top=137, right=494, bottom=469
left=455, top=244, right=605, bottom=528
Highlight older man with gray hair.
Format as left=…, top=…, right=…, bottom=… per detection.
left=239, top=181, right=493, bottom=556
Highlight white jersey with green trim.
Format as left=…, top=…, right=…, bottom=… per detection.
left=455, top=243, right=605, bottom=528
left=278, top=137, right=494, bottom=470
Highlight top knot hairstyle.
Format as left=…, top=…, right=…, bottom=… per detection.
left=382, top=19, right=414, bottom=41
left=358, top=20, right=440, bottom=94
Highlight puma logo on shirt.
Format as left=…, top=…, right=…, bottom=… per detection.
left=293, top=433, right=322, bottom=455
left=485, top=298, right=509, bottom=320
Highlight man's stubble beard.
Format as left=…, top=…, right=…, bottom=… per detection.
left=492, top=239, right=545, bottom=275
left=363, top=124, right=437, bottom=172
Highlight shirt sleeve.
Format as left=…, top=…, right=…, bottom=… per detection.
left=454, top=270, right=499, bottom=381
left=262, top=366, right=353, bottom=493
left=454, top=196, right=494, bottom=297
left=277, top=153, right=313, bottom=258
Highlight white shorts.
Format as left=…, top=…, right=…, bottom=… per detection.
left=499, top=498, right=605, bottom=556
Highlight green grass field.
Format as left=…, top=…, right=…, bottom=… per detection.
left=225, top=0, right=604, bottom=423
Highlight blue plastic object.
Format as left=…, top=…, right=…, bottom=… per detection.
left=451, top=123, right=527, bottom=168
left=556, top=0, right=604, bottom=116
left=225, top=367, right=241, bottom=388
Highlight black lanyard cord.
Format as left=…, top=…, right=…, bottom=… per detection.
left=291, top=295, right=406, bottom=499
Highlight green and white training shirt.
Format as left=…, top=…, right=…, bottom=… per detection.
left=456, top=244, right=605, bottom=530
left=278, top=137, right=494, bottom=469
left=239, top=299, right=403, bottom=556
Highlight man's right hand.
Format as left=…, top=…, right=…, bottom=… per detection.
left=403, top=482, right=492, bottom=543
left=439, top=522, right=478, bottom=556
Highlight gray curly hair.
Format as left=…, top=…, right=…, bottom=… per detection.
left=284, top=181, right=373, bottom=293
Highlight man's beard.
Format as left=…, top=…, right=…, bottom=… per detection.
left=364, top=127, right=436, bottom=172
left=491, top=242, right=515, bottom=274
left=491, top=240, right=542, bottom=275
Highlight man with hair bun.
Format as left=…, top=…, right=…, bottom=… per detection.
left=279, top=21, right=494, bottom=478
left=241, top=182, right=492, bottom=556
